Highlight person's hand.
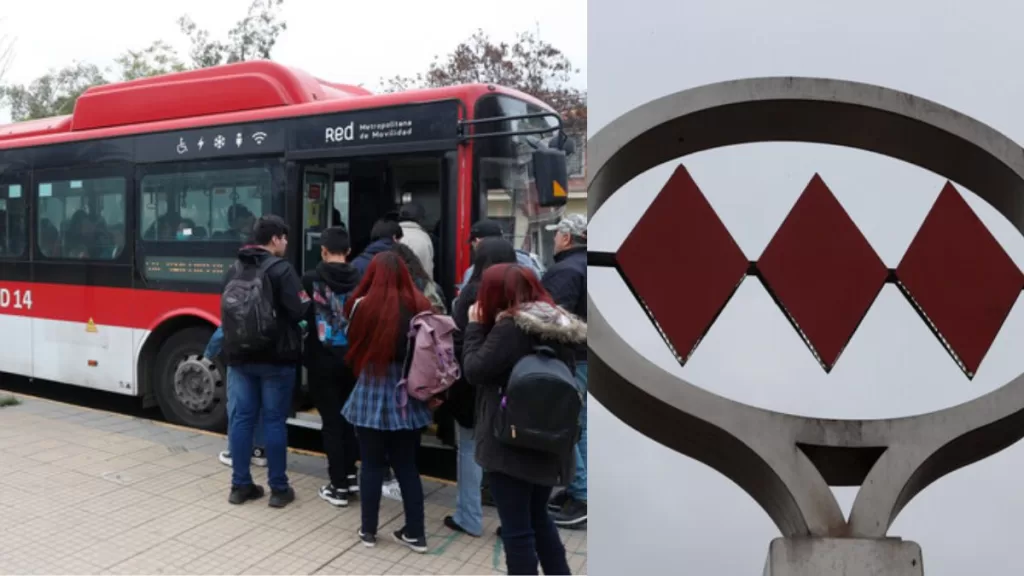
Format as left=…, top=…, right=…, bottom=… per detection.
left=468, top=303, right=481, bottom=323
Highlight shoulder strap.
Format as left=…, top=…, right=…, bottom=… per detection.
left=257, top=255, right=281, bottom=274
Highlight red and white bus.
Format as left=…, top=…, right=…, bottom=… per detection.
left=0, top=60, right=572, bottom=443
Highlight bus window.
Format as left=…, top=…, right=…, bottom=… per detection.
left=0, top=183, right=26, bottom=257
left=140, top=166, right=273, bottom=242
left=472, top=95, right=563, bottom=267
left=37, top=176, right=126, bottom=260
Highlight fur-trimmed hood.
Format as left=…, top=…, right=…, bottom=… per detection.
left=498, top=301, right=586, bottom=344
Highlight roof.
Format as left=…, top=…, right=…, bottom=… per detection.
left=0, top=60, right=554, bottom=150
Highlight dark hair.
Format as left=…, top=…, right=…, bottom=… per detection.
left=477, top=264, right=554, bottom=326
left=391, top=242, right=430, bottom=285
left=252, top=214, right=289, bottom=245
left=228, top=204, right=254, bottom=222
left=320, top=226, right=351, bottom=255
left=469, top=237, right=517, bottom=283
left=398, top=202, right=425, bottom=224
left=344, top=252, right=431, bottom=377
left=370, top=218, right=403, bottom=242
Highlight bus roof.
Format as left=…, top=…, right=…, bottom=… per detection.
left=0, top=60, right=554, bottom=149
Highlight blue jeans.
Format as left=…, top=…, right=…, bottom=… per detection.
left=567, top=361, right=587, bottom=501
left=453, top=424, right=484, bottom=536
left=490, top=471, right=570, bottom=575
left=227, top=364, right=296, bottom=492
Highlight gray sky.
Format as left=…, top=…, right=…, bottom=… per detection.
left=590, top=0, right=1024, bottom=574
left=0, top=0, right=586, bottom=123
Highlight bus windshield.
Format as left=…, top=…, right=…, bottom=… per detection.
left=473, top=94, right=563, bottom=266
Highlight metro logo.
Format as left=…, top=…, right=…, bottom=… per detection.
left=613, top=166, right=1022, bottom=379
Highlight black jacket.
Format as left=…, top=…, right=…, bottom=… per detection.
left=351, top=238, right=394, bottom=275
left=541, top=245, right=587, bottom=361
left=447, top=280, right=479, bottom=429
left=462, top=302, right=586, bottom=487
left=221, top=247, right=308, bottom=366
left=301, top=261, right=362, bottom=391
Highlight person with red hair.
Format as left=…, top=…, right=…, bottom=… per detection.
left=341, top=251, right=433, bottom=553
left=463, top=263, right=586, bottom=575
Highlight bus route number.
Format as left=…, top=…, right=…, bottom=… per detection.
left=0, top=288, right=32, bottom=310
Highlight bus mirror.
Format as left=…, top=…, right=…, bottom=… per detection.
left=532, top=147, right=570, bottom=208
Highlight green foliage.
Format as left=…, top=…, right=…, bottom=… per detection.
left=0, top=394, right=19, bottom=407
left=2, top=0, right=287, bottom=121
left=381, top=27, right=587, bottom=135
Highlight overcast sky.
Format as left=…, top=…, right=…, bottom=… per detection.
left=590, top=1, right=1024, bottom=574
left=0, top=0, right=586, bottom=123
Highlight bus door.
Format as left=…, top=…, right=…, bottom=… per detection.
left=301, top=168, right=331, bottom=272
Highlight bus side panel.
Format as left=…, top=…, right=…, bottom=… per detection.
left=32, top=318, right=136, bottom=396
left=0, top=311, right=33, bottom=377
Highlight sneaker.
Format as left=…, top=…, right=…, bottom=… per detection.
left=319, top=484, right=349, bottom=507
left=443, top=515, right=478, bottom=537
left=251, top=447, right=268, bottom=468
left=228, top=484, right=264, bottom=505
left=381, top=478, right=403, bottom=502
left=358, top=529, right=376, bottom=548
left=268, top=486, right=296, bottom=508
left=347, top=473, right=359, bottom=494
left=219, top=448, right=268, bottom=468
left=547, top=489, right=570, bottom=512
left=552, top=497, right=587, bottom=527
left=392, top=528, right=428, bottom=554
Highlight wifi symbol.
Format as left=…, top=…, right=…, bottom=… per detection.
left=252, top=132, right=268, bottom=145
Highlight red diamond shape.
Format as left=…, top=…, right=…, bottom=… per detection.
left=896, top=182, right=1024, bottom=377
left=757, top=174, right=888, bottom=371
left=617, top=165, right=749, bottom=363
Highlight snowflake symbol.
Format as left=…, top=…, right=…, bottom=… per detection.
left=214, top=135, right=226, bottom=149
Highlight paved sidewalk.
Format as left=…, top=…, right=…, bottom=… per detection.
left=0, top=395, right=587, bottom=575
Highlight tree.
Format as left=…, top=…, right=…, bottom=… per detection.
left=2, top=0, right=287, bottom=121
left=178, top=0, right=286, bottom=68
left=381, top=28, right=587, bottom=136
left=3, top=61, right=107, bottom=121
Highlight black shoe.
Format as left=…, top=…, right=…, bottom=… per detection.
left=358, top=529, right=376, bottom=548
left=444, top=515, right=478, bottom=537
left=228, top=484, right=264, bottom=505
left=319, top=484, right=349, bottom=507
left=552, top=497, right=587, bottom=528
left=548, top=489, right=570, bottom=512
left=268, top=486, right=295, bottom=508
left=347, top=473, right=359, bottom=494
left=393, top=528, right=428, bottom=553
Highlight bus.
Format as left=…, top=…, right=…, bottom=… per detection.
left=0, top=60, right=573, bottom=457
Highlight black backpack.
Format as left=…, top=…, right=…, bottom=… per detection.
left=221, top=257, right=280, bottom=355
left=493, top=345, right=582, bottom=455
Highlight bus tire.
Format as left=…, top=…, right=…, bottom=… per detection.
left=153, top=326, right=228, bottom=432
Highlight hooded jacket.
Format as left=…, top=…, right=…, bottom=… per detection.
left=351, top=238, right=395, bottom=275
left=221, top=246, right=308, bottom=366
left=462, top=301, right=587, bottom=487
left=399, top=220, right=435, bottom=280
left=301, top=261, right=362, bottom=368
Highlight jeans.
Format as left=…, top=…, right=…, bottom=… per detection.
left=489, top=471, right=571, bottom=575
left=356, top=427, right=424, bottom=537
left=567, top=361, right=587, bottom=501
left=228, top=364, right=296, bottom=492
left=453, top=424, right=484, bottom=536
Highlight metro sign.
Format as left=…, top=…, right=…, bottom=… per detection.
left=587, top=77, right=1024, bottom=555
left=606, top=165, right=1024, bottom=378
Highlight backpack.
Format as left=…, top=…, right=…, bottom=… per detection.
left=493, top=346, right=582, bottom=455
left=398, top=311, right=460, bottom=406
left=312, top=280, right=351, bottom=349
left=220, top=257, right=280, bottom=355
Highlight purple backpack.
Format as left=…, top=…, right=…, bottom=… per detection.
left=398, top=311, right=461, bottom=406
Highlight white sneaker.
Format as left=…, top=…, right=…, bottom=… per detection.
left=218, top=448, right=268, bottom=468
left=381, top=479, right=403, bottom=502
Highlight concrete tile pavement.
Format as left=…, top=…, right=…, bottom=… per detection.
left=0, top=396, right=588, bottom=575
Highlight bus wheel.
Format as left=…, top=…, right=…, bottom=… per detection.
left=154, top=327, right=227, bottom=432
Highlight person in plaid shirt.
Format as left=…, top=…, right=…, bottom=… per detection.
left=341, top=251, right=434, bottom=553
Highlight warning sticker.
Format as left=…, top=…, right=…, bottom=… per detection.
left=85, top=318, right=98, bottom=333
